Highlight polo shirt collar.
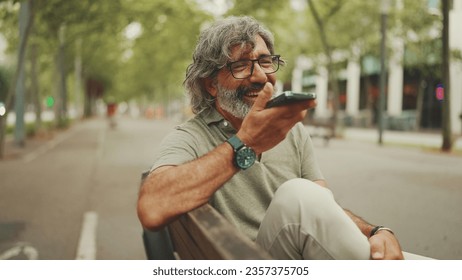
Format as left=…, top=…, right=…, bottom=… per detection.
left=200, top=107, right=237, bottom=134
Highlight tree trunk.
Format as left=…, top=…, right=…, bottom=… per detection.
left=307, top=0, right=342, bottom=136
left=74, top=38, right=83, bottom=119
left=30, top=43, right=42, bottom=132
left=415, top=77, right=425, bottom=131
left=441, top=0, right=452, bottom=151
left=0, top=0, right=34, bottom=158
left=365, top=76, right=374, bottom=127
left=55, top=25, right=68, bottom=127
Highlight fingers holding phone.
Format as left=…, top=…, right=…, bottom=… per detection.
left=265, top=91, right=317, bottom=108
left=240, top=89, right=317, bottom=154
left=251, top=82, right=274, bottom=112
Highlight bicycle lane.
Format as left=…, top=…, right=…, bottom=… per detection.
left=0, top=119, right=104, bottom=259
left=0, top=116, right=178, bottom=259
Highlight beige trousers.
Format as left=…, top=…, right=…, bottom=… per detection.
left=255, top=178, right=371, bottom=260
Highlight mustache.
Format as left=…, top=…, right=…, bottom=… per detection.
left=236, top=83, right=265, bottom=99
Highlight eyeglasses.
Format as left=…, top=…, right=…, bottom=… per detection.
left=226, top=55, right=281, bottom=79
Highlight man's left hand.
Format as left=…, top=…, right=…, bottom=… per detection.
left=369, top=231, right=404, bottom=260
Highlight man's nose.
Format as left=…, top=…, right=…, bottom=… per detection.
left=248, top=62, right=268, bottom=83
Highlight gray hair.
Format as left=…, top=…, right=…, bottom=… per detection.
left=184, top=16, right=276, bottom=114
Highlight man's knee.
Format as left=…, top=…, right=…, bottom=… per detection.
left=272, top=178, right=336, bottom=217
left=259, top=178, right=370, bottom=260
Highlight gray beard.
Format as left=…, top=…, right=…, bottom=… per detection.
left=216, top=84, right=252, bottom=119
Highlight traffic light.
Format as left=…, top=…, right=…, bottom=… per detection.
left=45, top=96, right=55, bottom=108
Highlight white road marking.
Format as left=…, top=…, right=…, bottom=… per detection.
left=75, top=211, right=98, bottom=260
left=0, top=243, right=39, bottom=260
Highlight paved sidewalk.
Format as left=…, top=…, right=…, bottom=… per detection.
left=3, top=132, right=63, bottom=160
left=2, top=122, right=83, bottom=161
left=342, top=127, right=462, bottom=150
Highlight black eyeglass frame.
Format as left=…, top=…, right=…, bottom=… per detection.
left=225, top=54, right=281, bottom=79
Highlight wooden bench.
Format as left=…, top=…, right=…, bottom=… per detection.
left=140, top=173, right=434, bottom=260
left=140, top=172, right=271, bottom=260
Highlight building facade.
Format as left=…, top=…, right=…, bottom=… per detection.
left=292, top=0, right=462, bottom=135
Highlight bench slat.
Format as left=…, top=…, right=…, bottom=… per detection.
left=168, top=204, right=272, bottom=260
left=169, top=219, right=207, bottom=259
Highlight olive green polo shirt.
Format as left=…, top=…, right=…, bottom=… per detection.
left=151, top=107, right=324, bottom=240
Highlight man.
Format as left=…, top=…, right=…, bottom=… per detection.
left=137, top=16, right=404, bottom=260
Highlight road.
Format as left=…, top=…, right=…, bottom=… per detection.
left=1, top=116, right=461, bottom=259
left=311, top=137, right=462, bottom=260
left=0, top=117, right=175, bottom=259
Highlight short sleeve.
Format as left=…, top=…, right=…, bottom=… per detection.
left=149, top=128, right=199, bottom=172
left=296, top=123, right=325, bottom=181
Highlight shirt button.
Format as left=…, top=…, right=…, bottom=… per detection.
left=223, top=121, right=228, bottom=127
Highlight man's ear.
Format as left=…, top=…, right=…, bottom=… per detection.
left=203, top=77, right=218, bottom=97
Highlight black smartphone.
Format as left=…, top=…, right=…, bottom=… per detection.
left=265, top=91, right=316, bottom=108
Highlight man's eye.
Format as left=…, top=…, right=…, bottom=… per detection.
left=232, top=61, right=249, bottom=71
left=259, top=59, right=272, bottom=65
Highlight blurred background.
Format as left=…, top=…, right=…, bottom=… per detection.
left=0, top=0, right=461, bottom=260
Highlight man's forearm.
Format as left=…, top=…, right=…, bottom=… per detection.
left=344, top=209, right=375, bottom=237
left=138, top=141, right=238, bottom=230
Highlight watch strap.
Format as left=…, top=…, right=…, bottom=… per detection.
left=370, top=226, right=394, bottom=237
left=226, top=135, right=245, bottom=151
left=226, top=135, right=256, bottom=170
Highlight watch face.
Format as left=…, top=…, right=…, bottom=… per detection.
left=236, top=146, right=256, bottom=169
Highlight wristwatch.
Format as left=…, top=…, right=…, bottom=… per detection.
left=226, top=135, right=256, bottom=170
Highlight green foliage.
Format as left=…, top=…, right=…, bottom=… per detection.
left=0, top=0, right=444, bottom=108
left=116, top=0, right=211, bottom=102
left=5, top=119, right=55, bottom=136
left=298, top=0, right=440, bottom=78
left=453, top=49, right=462, bottom=62
left=395, top=1, right=441, bottom=78
left=0, top=1, right=20, bottom=46
left=0, top=0, right=211, bottom=107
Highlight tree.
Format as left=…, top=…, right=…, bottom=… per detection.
left=34, top=0, right=127, bottom=123
left=299, top=0, right=443, bottom=134
left=305, top=0, right=346, bottom=132
left=296, top=1, right=381, bottom=131
left=115, top=0, right=210, bottom=106
left=441, top=0, right=452, bottom=151
left=0, top=0, right=34, bottom=157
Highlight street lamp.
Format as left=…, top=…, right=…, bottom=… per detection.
left=378, top=0, right=390, bottom=145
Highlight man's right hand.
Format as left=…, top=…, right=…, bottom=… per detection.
left=237, top=82, right=316, bottom=155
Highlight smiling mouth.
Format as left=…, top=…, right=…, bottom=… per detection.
left=244, top=92, right=259, bottom=98
left=237, top=85, right=264, bottom=100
